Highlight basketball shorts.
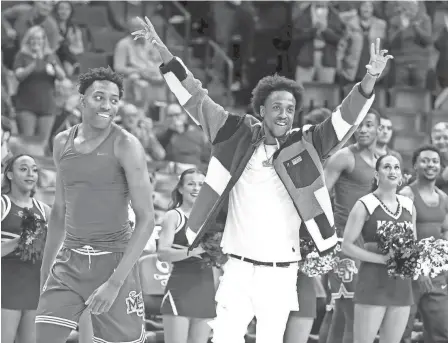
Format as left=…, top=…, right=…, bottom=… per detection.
left=36, top=247, right=146, bottom=343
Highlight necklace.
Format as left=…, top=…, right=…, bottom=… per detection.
left=373, top=194, right=401, bottom=217
left=262, top=143, right=276, bottom=167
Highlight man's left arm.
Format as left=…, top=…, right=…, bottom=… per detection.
left=111, top=133, right=155, bottom=285
left=308, top=38, right=392, bottom=160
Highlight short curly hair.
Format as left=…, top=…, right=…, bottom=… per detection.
left=411, top=144, right=441, bottom=166
left=78, top=67, right=124, bottom=98
left=250, top=75, right=304, bottom=116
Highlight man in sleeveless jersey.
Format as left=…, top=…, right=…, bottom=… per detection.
left=400, top=145, right=448, bottom=343
left=36, top=67, right=155, bottom=343
left=323, top=109, right=380, bottom=343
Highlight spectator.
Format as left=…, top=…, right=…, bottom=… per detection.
left=53, top=1, right=89, bottom=77
left=337, top=1, right=388, bottom=84
left=116, top=102, right=166, bottom=161
left=375, top=111, right=403, bottom=163
left=155, top=104, right=211, bottom=172
left=303, top=107, right=331, bottom=126
left=434, top=14, right=448, bottom=109
left=13, top=26, right=66, bottom=152
left=388, top=1, right=432, bottom=88
left=114, top=17, right=165, bottom=110
left=1, top=1, right=61, bottom=54
left=292, top=2, right=345, bottom=84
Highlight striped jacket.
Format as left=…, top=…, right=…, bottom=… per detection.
left=160, top=57, right=375, bottom=256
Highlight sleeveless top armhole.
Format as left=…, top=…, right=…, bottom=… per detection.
left=396, top=194, right=413, bottom=215
left=359, top=193, right=380, bottom=216
left=1, top=194, right=11, bottom=221
left=173, top=208, right=186, bottom=233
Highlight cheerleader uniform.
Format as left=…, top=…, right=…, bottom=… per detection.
left=354, top=193, right=414, bottom=306
left=160, top=208, right=216, bottom=318
left=1, top=194, right=47, bottom=310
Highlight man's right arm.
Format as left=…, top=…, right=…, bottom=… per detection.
left=40, top=131, right=68, bottom=288
left=324, top=148, right=353, bottom=193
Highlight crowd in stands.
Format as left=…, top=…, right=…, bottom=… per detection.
left=1, top=2, right=448, bottom=342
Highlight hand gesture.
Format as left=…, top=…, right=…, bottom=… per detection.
left=365, top=38, right=393, bottom=77
left=131, top=16, right=162, bottom=48
left=85, top=280, right=122, bottom=315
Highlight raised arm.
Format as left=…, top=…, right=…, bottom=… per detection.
left=305, top=38, right=392, bottom=160
left=131, top=17, right=241, bottom=144
left=40, top=131, right=69, bottom=290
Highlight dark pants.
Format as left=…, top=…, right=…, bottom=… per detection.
left=395, top=62, right=428, bottom=88
left=327, top=297, right=354, bottom=343
left=401, top=274, right=448, bottom=343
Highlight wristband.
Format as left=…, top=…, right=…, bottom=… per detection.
left=367, top=71, right=380, bottom=78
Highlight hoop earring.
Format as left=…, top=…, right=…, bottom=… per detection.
left=398, top=180, right=403, bottom=187
left=376, top=178, right=379, bottom=186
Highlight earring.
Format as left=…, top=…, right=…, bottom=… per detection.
left=376, top=178, right=379, bottom=185
left=398, top=180, right=403, bottom=187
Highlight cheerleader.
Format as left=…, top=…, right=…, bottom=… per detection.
left=342, top=154, right=416, bottom=343
left=158, top=168, right=216, bottom=343
left=1, top=154, right=50, bottom=343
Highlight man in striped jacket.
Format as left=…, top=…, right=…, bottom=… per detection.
left=133, top=17, right=392, bottom=343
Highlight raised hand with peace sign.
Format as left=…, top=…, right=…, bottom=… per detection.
left=365, top=38, right=393, bottom=78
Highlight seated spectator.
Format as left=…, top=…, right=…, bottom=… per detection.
left=337, top=1, right=388, bottom=84
left=1, top=1, right=61, bottom=55
left=116, top=102, right=165, bottom=161
left=155, top=104, right=211, bottom=172
left=13, top=26, right=67, bottom=153
left=114, top=17, right=166, bottom=110
left=292, top=1, right=345, bottom=84
left=388, top=1, right=432, bottom=88
left=53, top=1, right=90, bottom=77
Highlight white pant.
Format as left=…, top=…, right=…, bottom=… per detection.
left=210, top=257, right=299, bottom=343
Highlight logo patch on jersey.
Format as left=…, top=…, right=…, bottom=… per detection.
left=334, top=258, right=358, bottom=283
left=125, top=291, right=144, bottom=317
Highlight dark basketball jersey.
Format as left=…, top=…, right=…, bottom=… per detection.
left=59, top=124, right=131, bottom=252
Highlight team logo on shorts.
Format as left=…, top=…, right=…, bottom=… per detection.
left=125, top=291, right=144, bottom=317
left=333, top=258, right=358, bottom=283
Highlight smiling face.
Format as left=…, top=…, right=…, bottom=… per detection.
left=7, top=155, right=39, bottom=194
left=431, top=123, right=448, bottom=154
left=56, top=1, right=72, bottom=21
left=354, top=112, right=378, bottom=147
left=260, top=90, right=296, bottom=143
left=179, top=172, right=205, bottom=206
left=28, top=29, right=45, bottom=54
left=375, top=155, right=402, bottom=190
left=415, top=149, right=441, bottom=182
left=81, top=80, right=120, bottom=130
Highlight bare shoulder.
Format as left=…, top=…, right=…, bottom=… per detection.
left=53, top=129, right=71, bottom=149
left=327, top=146, right=355, bottom=169
left=114, top=127, right=146, bottom=163
left=52, top=129, right=71, bottom=163
left=399, top=185, right=414, bottom=200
